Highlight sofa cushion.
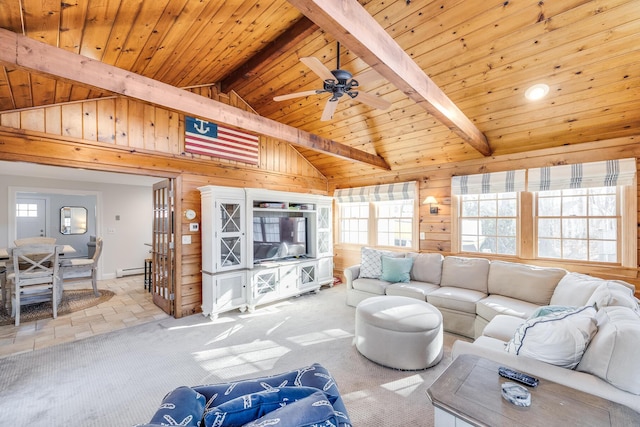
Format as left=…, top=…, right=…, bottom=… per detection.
left=481, top=315, right=525, bottom=342
left=550, top=272, right=609, bottom=306
left=243, top=390, right=339, bottom=427
left=440, top=256, right=490, bottom=293
left=386, top=281, right=439, bottom=300
left=505, top=305, right=597, bottom=369
left=488, top=261, right=566, bottom=306
left=148, top=386, right=205, bottom=427
left=351, top=277, right=391, bottom=295
left=427, top=287, right=486, bottom=314
left=380, top=256, right=413, bottom=283
left=476, top=294, right=540, bottom=322
left=577, top=306, right=640, bottom=395
left=360, top=247, right=404, bottom=279
left=407, top=252, right=443, bottom=284
left=586, top=281, right=640, bottom=312
left=203, top=386, right=323, bottom=427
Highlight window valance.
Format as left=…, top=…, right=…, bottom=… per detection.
left=528, top=158, right=637, bottom=191
left=334, top=181, right=416, bottom=203
left=333, top=187, right=370, bottom=203
left=451, top=170, right=526, bottom=195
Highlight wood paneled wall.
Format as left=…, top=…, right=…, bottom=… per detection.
left=331, top=135, right=640, bottom=296
left=0, top=85, right=329, bottom=317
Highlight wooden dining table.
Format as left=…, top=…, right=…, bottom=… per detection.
left=0, top=244, right=77, bottom=310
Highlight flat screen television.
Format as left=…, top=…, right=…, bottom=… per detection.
left=253, top=216, right=307, bottom=263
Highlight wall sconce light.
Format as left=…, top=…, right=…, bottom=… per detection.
left=423, top=196, right=439, bottom=214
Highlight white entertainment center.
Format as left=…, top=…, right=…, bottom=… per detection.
left=198, top=185, right=333, bottom=318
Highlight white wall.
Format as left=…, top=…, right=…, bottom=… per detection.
left=0, top=174, right=158, bottom=279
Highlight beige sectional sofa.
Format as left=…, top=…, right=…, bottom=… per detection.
left=344, top=248, right=640, bottom=412
left=345, top=250, right=571, bottom=339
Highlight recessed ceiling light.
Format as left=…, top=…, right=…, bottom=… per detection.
left=525, top=83, right=549, bottom=101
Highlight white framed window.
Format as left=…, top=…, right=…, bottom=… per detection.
left=16, top=203, right=38, bottom=217
left=335, top=182, right=418, bottom=249
left=376, top=199, right=414, bottom=248
left=452, top=170, right=525, bottom=256
left=339, top=202, right=369, bottom=245
left=536, top=187, right=619, bottom=262
left=459, top=192, right=517, bottom=255
left=452, top=158, right=636, bottom=267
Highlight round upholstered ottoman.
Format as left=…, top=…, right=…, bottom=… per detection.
left=355, top=296, right=443, bottom=370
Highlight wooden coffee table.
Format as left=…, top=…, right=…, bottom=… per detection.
left=427, top=354, right=640, bottom=426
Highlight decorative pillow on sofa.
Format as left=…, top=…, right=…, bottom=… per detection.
left=148, top=386, right=205, bottom=427
left=380, top=256, right=414, bottom=283
left=577, top=306, right=640, bottom=395
left=203, top=386, right=323, bottom=427
left=505, top=305, right=597, bottom=369
left=359, top=247, right=403, bottom=279
left=586, top=281, right=639, bottom=312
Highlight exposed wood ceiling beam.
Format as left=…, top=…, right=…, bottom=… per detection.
left=220, top=16, right=318, bottom=93
left=288, top=0, right=492, bottom=157
left=0, top=29, right=390, bottom=170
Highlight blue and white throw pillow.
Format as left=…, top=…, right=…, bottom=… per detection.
left=203, top=386, right=323, bottom=427
left=193, top=363, right=351, bottom=427
left=360, top=247, right=383, bottom=279
left=147, top=386, right=205, bottom=427
left=243, top=391, right=339, bottom=427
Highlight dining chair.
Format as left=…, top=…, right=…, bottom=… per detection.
left=8, top=243, right=61, bottom=326
left=59, top=237, right=103, bottom=297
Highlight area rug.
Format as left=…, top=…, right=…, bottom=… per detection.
left=0, top=289, right=115, bottom=325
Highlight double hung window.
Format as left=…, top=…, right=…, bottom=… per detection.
left=453, top=170, right=525, bottom=256
left=335, top=182, right=418, bottom=249
left=452, top=159, right=636, bottom=266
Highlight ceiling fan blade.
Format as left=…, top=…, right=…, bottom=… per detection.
left=321, top=98, right=341, bottom=121
left=273, top=90, right=320, bottom=102
left=352, top=69, right=384, bottom=87
left=300, top=57, right=336, bottom=82
left=353, top=91, right=391, bottom=110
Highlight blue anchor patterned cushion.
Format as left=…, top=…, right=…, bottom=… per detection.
left=147, top=385, right=206, bottom=426
left=203, top=387, right=332, bottom=427
left=193, top=363, right=351, bottom=427
left=243, top=390, right=339, bottom=427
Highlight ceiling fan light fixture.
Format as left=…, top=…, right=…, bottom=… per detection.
left=525, top=83, right=549, bottom=101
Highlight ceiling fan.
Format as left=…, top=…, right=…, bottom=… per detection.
left=273, top=42, right=391, bottom=121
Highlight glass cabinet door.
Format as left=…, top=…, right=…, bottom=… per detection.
left=317, top=204, right=332, bottom=257
left=216, top=200, right=245, bottom=270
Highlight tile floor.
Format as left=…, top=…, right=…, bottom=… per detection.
left=0, top=275, right=170, bottom=358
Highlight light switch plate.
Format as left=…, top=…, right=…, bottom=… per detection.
left=182, top=235, right=191, bottom=244
left=189, top=223, right=199, bottom=232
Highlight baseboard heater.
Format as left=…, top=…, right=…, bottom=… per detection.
left=116, top=267, right=145, bottom=278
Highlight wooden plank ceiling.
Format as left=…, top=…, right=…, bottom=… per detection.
left=0, top=0, right=638, bottom=183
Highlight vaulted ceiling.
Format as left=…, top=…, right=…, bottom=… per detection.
left=0, top=0, right=638, bottom=183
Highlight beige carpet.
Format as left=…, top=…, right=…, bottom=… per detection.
left=0, top=289, right=115, bottom=326
left=0, top=285, right=466, bottom=426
